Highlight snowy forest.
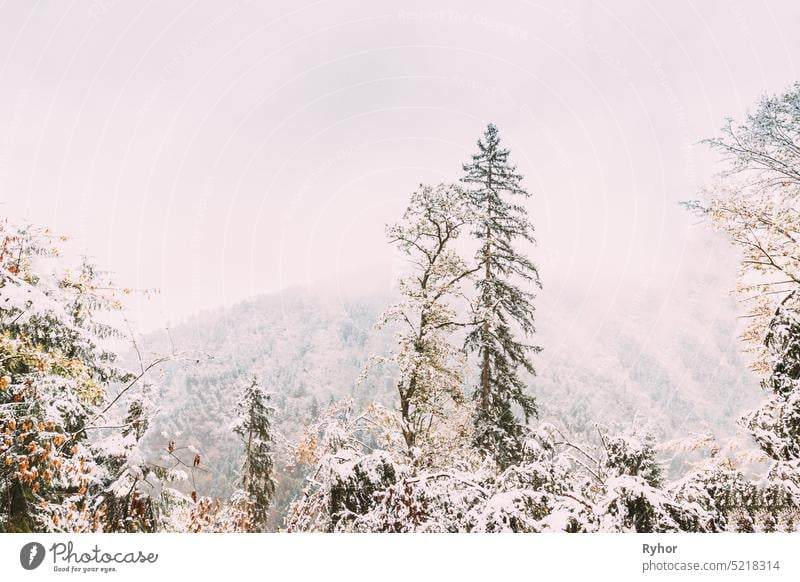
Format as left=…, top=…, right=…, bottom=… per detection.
left=3, top=85, right=800, bottom=533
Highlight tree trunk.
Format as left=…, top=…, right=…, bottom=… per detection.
left=400, top=389, right=415, bottom=450
left=480, top=164, right=493, bottom=414
left=243, top=426, right=253, bottom=493
left=480, top=252, right=491, bottom=413
left=7, top=480, right=33, bottom=532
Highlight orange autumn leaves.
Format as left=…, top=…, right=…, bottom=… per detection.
left=1, top=414, right=79, bottom=498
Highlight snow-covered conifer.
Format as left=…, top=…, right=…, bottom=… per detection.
left=461, top=124, right=541, bottom=469
left=233, top=376, right=277, bottom=531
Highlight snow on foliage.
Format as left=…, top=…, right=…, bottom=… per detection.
left=0, top=219, right=264, bottom=533
left=7, top=101, right=800, bottom=532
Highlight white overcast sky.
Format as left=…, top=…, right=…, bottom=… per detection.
left=1, top=0, right=799, bottom=332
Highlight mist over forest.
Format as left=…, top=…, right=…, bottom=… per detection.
left=3, top=1, right=800, bottom=535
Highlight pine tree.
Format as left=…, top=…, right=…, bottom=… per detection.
left=461, top=123, right=541, bottom=469
left=740, top=293, right=800, bottom=529
left=233, top=377, right=276, bottom=531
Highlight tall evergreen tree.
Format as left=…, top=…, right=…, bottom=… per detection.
left=233, top=377, right=276, bottom=531
left=461, top=123, right=541, bottom=469
left=747, top=293, right=800, bottom=461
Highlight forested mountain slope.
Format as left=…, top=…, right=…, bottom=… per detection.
left=140, top=253, right=760, bottom=524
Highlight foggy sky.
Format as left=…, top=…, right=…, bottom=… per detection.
left=1, top=0, right=799, bottom=333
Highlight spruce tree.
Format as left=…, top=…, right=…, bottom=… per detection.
left=233, top=377, right=276, bottom=531
left=746, top=294, right=800, bottom=487
left=461, top=123, right=541, bottom=469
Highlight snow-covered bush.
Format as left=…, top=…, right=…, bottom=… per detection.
left=0, top=222, right=137, bottom=531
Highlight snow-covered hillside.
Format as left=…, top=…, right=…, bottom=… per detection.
left=140, top=258, right=760, bottom=525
